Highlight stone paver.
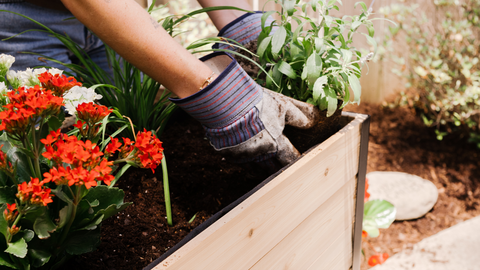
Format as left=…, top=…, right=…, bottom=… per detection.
left=371, top=216, right=480, bottom=270
left=367, top=171, right=438, bottom=220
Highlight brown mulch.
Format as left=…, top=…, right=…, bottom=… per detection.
left=344, top=103, right=480, bottom=269
left=64, top=100, right=480, bottom=270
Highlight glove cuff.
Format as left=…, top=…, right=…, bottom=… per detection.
left=213, top=11, right=274, bottom=50
left=170, top=52, right=263, bottom=129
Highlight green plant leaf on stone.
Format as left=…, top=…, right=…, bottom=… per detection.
left=363, top=199, right=396, bottom=238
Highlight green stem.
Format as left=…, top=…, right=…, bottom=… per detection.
left=161, top=155, right=172, bottom=226
left=57, top=186, right=80, bottom=247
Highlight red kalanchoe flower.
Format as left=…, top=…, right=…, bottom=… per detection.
left=17, top=178, right=54, bottom=206
left=76, top=102, right=112, bottom=124
left=38, top=71, right=82, bottom=97
left=0, top=86, right=64, bottom=137
left=118, top=129, right=164, bottom=173
left=365, top=177, right=370, bottom=203
left=362, top=230, right=368, bottom=238
left=3, top=203, right=18, bottom=223
left=368, top=253, right=389, bottom=266
left=42, top=134, right=115, bottom=188
left=105, top=137, right=121, bottom=157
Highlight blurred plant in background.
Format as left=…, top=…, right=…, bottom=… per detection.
left=150, top=0, right=217, bottom=50
left=379, top=0, right=480, bottom=147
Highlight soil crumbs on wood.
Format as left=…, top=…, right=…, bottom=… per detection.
left=66, top=102, right=479, bottom=270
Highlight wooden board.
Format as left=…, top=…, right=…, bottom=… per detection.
left=152, top=113, right=368, bottom=270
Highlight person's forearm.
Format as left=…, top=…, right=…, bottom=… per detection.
left=60, top=0, right=214, bottom=98
left=197, top=0, right=252, bottom=30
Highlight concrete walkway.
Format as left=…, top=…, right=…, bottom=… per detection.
left=371, top=215, right=480, bottom=270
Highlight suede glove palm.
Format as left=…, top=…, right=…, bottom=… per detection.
left=170, top=52, right=319, bottom=166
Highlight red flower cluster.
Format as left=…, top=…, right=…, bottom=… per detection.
left=3, top=203, right=18, bottom=223
left=74, top=103, right=113, bottom=138
left=368, top=253, right=389, bottom=266
left=0, top=85, right=63, bottom=136
left=38, top=71, right=82, bottom=97
left=17, top=178, right=53, bottom=206
left=106, top=130, right=164, bottom=173
left=41, top=130, right=114, bottom=188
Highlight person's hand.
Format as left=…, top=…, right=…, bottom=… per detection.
left=170, top=52, right=319, bottom=166
left=213, top=11, right=276, bottom=51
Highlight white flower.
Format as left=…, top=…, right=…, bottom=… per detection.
left=63, top=86, right=103, bottom=115
left=16, top=68, right=48, bottom=87
left=0, top=82, right=7, bottom=95
left=6, top=70, right=21, bottom=89
left=48, top=68, right=63, bottom=76
left=0, top=54, right=15, bottom=76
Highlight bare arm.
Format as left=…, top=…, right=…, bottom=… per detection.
left=60, top=0, right=215, bottom=98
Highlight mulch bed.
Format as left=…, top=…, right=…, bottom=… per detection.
left=65, top=100, right=480, bottom=270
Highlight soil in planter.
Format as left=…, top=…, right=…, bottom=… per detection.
left=64, top=109, right=272, bottom=270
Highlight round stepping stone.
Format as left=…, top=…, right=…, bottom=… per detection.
left=366, top=171, right=438, bottom=220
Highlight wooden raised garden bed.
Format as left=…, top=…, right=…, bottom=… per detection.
left=145, top=111, right=370, bottom=270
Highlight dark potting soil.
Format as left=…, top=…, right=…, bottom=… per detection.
left=64, top=109, right=277, bottom=270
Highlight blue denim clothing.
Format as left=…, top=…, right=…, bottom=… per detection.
left=0, top=2, right=112, bottom=77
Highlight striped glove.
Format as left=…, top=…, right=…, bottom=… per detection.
left=213, top=11, right=276, bottom=51
left=170, top=52, right=319, bottom=166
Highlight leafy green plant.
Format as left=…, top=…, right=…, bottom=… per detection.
left=0, top=64, right=166, bottom=269
left=379, top=0, right=480, bottom=147
left=255, top=0, right=378, bottom=116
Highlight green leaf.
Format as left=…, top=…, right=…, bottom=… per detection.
left=341, top=49, right=353, bottom=64
left=277, top=61, right=297, bottom=79
left=324, top=88, right=338, bottom=117
left=306, top=54, right=323, bottom=86
left=21, top=230, right=34, bottom=243
left=257, top=36, right=272, bottom=59
left=0, top=205, right=8, bottom=238
left=5, top=238, right=27, bottom=258
left=83, top=186, right=130, bottom=220
left=0, top=251, right=18, bottom=269
left=363, top=199, right=396, bottom=238
left=29, top=249, right=51, bottom=268
left=271, top=26, right=287, bottom=59
left=33, top=212, right=56, bottom=239
left=261, top=10, right=277, bottom=29
left=0, top=186, right=16, bottom=204
left=0, top=139, right=31, bottom=184
left=64, top=227, right=101, bottom=255
left=363, top=33, right=377, bottom=54
left=284, top=0, right=296, bottom=16
left=313, top=76, right=328, bottom=102
left=57, top=203, right=74, bottom=230
left=348, top=74, right=361, bottom=104
left=355, top=1, right=368, bottom=12
left=351, top=20, right=362, bottom=31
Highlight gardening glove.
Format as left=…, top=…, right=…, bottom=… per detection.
left=170, top=52, right=319, bottom=166
left=213, top=11, right=276, bottom=51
